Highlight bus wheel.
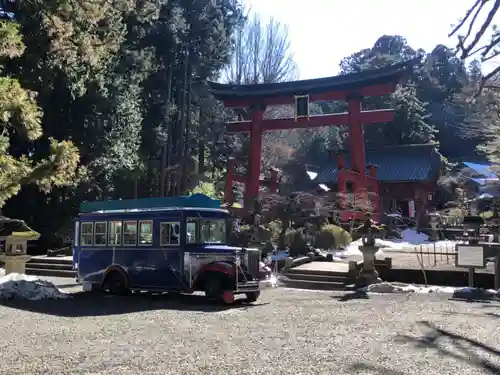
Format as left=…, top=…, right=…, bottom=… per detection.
left=245, top=291, right=260, bottom=303
left=203, top=276, right=223, bottom=301
left=103, top=271, right=128, bottom=296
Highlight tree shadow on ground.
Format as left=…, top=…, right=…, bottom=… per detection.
left=349, top=321, right=500, bottom=374
left=0, top=292, right=267, bottom=317
left=485, top=312, right=500, bottom=319
left=396, top=320, right=500, bottom=374
left=332, top=291, right=369, bottom=301
left=449, top=289, right=499, bottom=303
left=443, top=311, right=500, bottom=319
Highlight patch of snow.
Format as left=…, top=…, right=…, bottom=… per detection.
left=306, top=171, right=318, bottom=180
left=393, top=228, right=457, bottom=248
left=397, top=229, right=429, bottom=244
left=333, top=229, right=457, bottom=255
left=318, top=184, right=330, bottom=192
left=332, top=239, right=391, bottom=260
left=332, top=239, right=456, bottom=259
left=359, top=281, right=499, bottom=296
left=270, top=229, right=457, bottom=262
left=0, top=273, right=70, bottom=300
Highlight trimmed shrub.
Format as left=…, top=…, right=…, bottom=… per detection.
left=314, top=224, right=352, bottom=249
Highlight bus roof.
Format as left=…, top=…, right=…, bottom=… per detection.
left=79, top=207, right=229, bottom=216
left=80, top=193, right=221, bottom=214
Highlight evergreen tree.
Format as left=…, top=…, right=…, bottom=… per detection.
left=339, top=35, right=436, bottom=146
left=2, top=0, right=243, bottom=249
left=0, top=12, right=80, bottom=208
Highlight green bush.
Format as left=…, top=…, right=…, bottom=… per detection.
left=286, top=229, right=309, bottom=257
left=266, top=220, right=282, bottom=243
left=283, top=228, right=298, bottom=247
left=314, top=224, right=352, bottom=249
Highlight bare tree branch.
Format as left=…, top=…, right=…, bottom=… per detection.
left=221, top=11, right=298, bottom=85
left=451, top=0, right=500, bottom=94
left=449, top=0, right=483, bottom=39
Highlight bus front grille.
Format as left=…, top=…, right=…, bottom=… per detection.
left=245, top=249, right=260, bottom=279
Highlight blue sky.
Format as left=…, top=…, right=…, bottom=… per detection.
left=244, top=0, right=485, bottom=79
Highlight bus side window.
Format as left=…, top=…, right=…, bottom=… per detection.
left=109, top=221, right=122, bottom=246
left=94, top=222, right=107, bottom=246
left=186, top=218, right=196, bottom=244
left=160, top=222, right=180, bottom=246
left=139, top=220, right=153, bottom=245
left=123, top=221, right=137, bottom=246
left=80, top=223, right=93, bottom=246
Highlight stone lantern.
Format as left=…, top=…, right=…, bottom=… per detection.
left=0, top=217, right=39, bottom=275
left=428, top=212, right=441, bottom=241
left=355, top=213, right=383, bottom=288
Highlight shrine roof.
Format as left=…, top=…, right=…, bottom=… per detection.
left=316, top=143, right=441, bottom=184
left=208, top=59, right=419, bottom=100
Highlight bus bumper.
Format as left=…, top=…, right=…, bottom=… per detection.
left=235, top=281, right=260, bottom=293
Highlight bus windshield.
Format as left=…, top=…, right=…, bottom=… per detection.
left=186, top=217, right=227, bottom=244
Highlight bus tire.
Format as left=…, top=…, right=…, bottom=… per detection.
left=245, top=291, right=260, bottom=303
left=203, top=275, right=223, bottom=301
left=102, top=271, right=128, bottom=296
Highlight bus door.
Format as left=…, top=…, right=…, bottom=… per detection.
left=158, top=221, right=184, bottom=289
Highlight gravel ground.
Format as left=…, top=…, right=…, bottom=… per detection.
left=0, top=281, right=499, bottom=375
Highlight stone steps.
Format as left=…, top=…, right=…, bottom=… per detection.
left=279, top=259, right=392, bottom=291
left=280, top=266, right=355, bottom=291
left=30, top=256, right=72, bottom=265
left=284, top=270, right=348, bottom=283
left=27, top=262, right=73, bottom=271
left=280, top=278, right=347, bottom=291
left=25, top=268, right=76, bottom=278
left=25, top=256, right=76, bottom=278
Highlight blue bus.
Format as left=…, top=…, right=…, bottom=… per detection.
left=73, top=194, right=264, bottom=303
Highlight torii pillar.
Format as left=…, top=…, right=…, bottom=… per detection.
left=247, top=104, right=266, bottom=203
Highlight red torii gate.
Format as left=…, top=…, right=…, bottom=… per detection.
left=208, top=60, right=417, bottom=220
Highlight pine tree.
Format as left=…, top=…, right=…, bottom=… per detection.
left=0, top=18, right=79, bottom=207
left=339, top=35, right=436, bottom=146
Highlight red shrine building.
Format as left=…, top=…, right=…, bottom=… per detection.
left=315, top=144, right=443, bottom=220
left=208, top=60, right=420, bottom=221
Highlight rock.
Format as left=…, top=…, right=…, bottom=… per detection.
left=308, top=249, right=328, bottom=262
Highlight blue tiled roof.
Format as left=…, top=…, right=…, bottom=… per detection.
left=316, top=144, right=441, bottom=184
left=463, top=162, right=497, bottom=179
